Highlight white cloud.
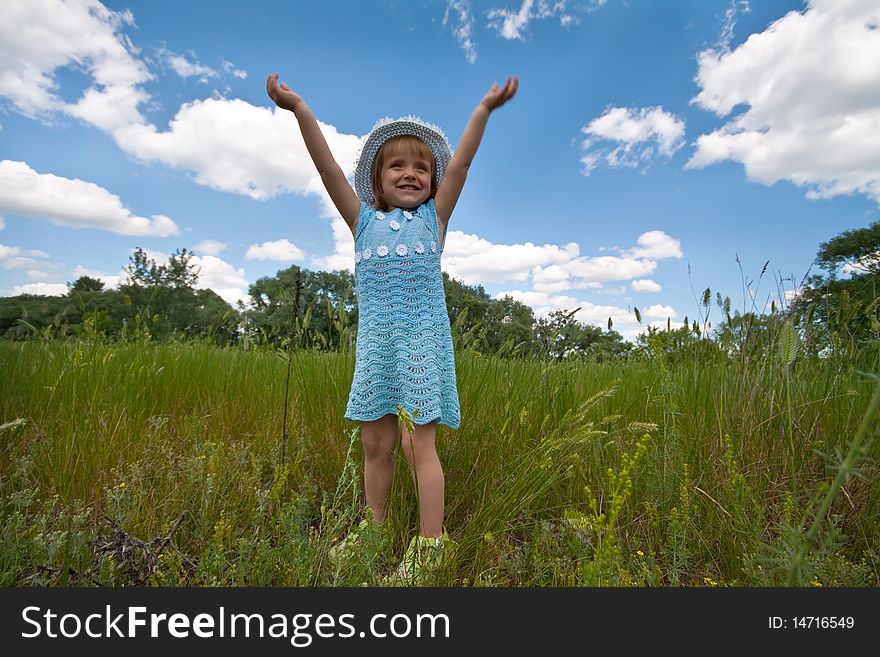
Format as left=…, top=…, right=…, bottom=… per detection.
left=245, top=239, right=306, bottom=262
left=115, top=100, right=362, bottom=201
left=71, top=265, right=122, bottom=289
left=27, top=269, right=51, bottom=280
left=309, top=203, right=359, bottom=272
left=0, top=243, right=51, bottom=270
left=315, top=253, right=355, bottom=273
left=441, top=227, right=681, bottom=303
left=222, top=60, right=247, bottom=79
left=594, top=285, right=627, bottom=296
left=0, top=0, right=152, bottom=132
left=643, top=304, right=677, bottom=319
left=193, top=240, right=228, bottom=256
left=581, top=106, right=686, bottom=174
left=195, top=254, right=249, bottom=305
left=444, top=1, right=478, bottom=64
left=716, top=1, right=751, bottom=53
left=688, top=0, right=880, bottom=204
left=621, top=230, right=683, bottom=260
left=495, top=289, right=582, bottom=316
left=0, top=160, right=179, bottom=236
left=631, top=278, right=662, bottom=292
left=160, top=48, right=219, bottom=83
left=579, top=152, right=601, bottom=177
left=442, top=230, right=580, bottom=284
left=436, top=227, right=682, bottom=340
left=11, top=282, right=68, bottom=296
left=587, top=307, right=650, bottom=339
left=487, top=0, right=577, bottom=41
left=555, top=255, right=657, bottom=283
left=495, top=287, right=670, bottom=338
left=530, top=263, right=575, bottom=293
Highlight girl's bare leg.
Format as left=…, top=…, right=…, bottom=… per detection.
left=360, top=414, right=398, bottom=522
left=400, top=420, right=444, bottom=537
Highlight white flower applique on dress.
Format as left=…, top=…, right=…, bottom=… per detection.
left=375, top=211, right=386, bottom=220
left=389, top=219, right=400, bottom=231
left=363, top=248, right=372, bottom=260
left=396, top=244, right=408, bottom=256
left=355, top=251, right=362, bottom=264
left=431, top=241, right=437, bottom=253
left=403, top=210, right=413, bottom=220
left=377, top=245, right=389, bottom=257
left=414, top=242, right=425, bottom=254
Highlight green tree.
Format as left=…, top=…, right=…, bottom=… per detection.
left=815, top=222, right=880, bottom=276
left=634, top=323, right=725, bottom=364
left=123, top=247, right=164, bottom=288
left=713, top=309, right=789, bottom=360
left=532, top=308, right=629, bottom=361
left=0, top=294, right=69, bottom=339
left=790, top=221, right=880, bottom=359
left=244, top=265, right=356, bottom=350
left=443, top=273, right=491, bottom=337
left=164, top=249, right=200, bottom=289
left=118, top=247, right=238, bottom=342
left=68, top=276, right=105, bottom=293
left=481, top=294, right=535, bottom=358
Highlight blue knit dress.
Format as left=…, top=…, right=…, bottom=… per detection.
left=344, top=199, right=461, bottom=429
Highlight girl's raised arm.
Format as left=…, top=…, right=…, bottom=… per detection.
left=434, top=76, right=518, bottom=226
left=266, top=73, right=360, bottom=229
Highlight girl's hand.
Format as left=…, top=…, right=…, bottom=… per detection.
left=266, top=72, right=302, bottom=112
left=479, top=76, right=519, bottom=112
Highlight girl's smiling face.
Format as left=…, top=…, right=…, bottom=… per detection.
left=381, top=152, right=432, bottom=209
left=372, top=136, right=436, bottom=211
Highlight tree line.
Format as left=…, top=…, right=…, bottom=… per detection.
left=2, top=221, right=878, bottom=363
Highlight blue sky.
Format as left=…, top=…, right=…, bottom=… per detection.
left=1, top=0, right=878, bottom=340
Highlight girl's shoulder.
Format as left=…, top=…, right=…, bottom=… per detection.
left=419, top=198, right=437, bottom=218
left=353, top=202, right=373, bottom=241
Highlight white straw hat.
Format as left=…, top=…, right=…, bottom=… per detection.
left=353, top=116, right=453, bottom=205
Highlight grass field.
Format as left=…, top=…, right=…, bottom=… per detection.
left=1, top=337, right=877, bottom=586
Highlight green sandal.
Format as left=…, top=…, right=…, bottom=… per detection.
left=389, top=530, right=457, bottom=585
left=329, top=513, right=378, bottom=565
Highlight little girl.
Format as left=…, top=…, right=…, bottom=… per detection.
left=266, top=71, right=518, bottom=581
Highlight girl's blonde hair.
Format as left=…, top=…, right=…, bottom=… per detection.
left=370, top=135, right=437, bottom=212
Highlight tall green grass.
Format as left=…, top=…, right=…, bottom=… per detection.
left=1, top=336, right=877, bottom=586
